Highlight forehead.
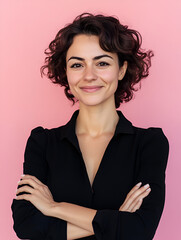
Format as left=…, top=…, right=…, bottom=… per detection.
left=66, top=34, right=117, bottom=60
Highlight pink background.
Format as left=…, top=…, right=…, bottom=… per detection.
left=1, top=0, right=181, bottom=239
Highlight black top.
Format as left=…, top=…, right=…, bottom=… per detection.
left=11, top=109, right=169, bottom=240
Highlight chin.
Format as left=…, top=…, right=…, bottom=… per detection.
left=76, top=93, right=115, bottom=107
left=80, top=102, right=102, bottom=107
left=79, top=98, right=112, bottom=108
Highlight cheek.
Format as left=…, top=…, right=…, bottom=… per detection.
left=66, top=72, right=81, bottom=97
left=103, top=70, right=119, bottom=93
left=100, top=70, right=119, bottom=85
left=66, top=71, right=80, bottom=86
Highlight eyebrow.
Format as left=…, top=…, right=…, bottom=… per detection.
left=67, top=54, right=113, bottom=62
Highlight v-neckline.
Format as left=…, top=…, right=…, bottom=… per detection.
left=76, top=134, right=115, bottom=193
left=63, top=109, right=133, bottom=193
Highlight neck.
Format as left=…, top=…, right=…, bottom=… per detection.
left=76, top=100, right=119, bottom=137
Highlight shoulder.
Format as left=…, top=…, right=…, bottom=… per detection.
left=29, top=126, right=47, bottom=140
left=135, top=126, right=169, bottom=146
left=133, top=126, right=169, bottom=169
left=28, top=125, right=65, bottom=143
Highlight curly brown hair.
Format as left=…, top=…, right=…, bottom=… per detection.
left=41, top=12, right=154, bottom=108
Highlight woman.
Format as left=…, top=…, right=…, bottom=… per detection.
left=11, top=13, right=169, bottom=240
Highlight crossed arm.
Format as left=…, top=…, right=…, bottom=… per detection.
left=15, top=174, right=151, bottom=240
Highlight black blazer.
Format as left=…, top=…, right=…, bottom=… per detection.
left=11, top=110, right=169, bottom=239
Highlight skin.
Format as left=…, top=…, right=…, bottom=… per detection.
left=66, top=34, right=125, bottom=111
left=15, top=34, right=151, bottom=239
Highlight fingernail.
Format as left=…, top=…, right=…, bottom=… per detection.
left=144, top=184, right=150, bottom=188
left=146, top=188, right=151, bottom=192
left=136, top=182, right=142, bottom=187
left=21, top=174, right=25, bottom=177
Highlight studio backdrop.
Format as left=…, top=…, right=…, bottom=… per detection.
left=0, top=0, right=180, bottom=239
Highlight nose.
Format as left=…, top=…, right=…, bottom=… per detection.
left=84, top=65, right=97, bottom=81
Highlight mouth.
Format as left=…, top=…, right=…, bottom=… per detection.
left=80, top=86, right=103, bottom=93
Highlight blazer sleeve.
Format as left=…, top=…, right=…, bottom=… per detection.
left=11, top=127, right=67, bottom=240
left=92, top=128, right=169, bottom=240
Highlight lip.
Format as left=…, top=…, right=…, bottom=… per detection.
left=80, top=86, right=103, bottom=89
left=80, top=86, right=103, bottom=93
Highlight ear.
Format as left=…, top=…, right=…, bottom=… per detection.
left=118, top=61, right=128, bottom=80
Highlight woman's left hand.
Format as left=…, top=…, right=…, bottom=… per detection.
left=16, top=174, right=56, bottom=216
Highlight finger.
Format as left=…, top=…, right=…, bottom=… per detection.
left=18, top=178, right=40, bottom=189
left=128, top=188, right=151, bottom=211
left=123, top=184, right=150, bottom=210
left=131, top=199, right=143, bottom=212
left=127, top=184, right=150, bottom=202
left=120, top=182, right=142, bottom=209
left=20, top=174, right=43, bottom=185
left=125, top=182, right=142, bottom=201
left=16, top=193, right=31, bottom=201
left=16, top=185, right=34, bottom=195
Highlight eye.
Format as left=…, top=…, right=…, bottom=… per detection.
left=70, top=63, right=83, bottom=68
left=98, top=62, right=110, bottom=67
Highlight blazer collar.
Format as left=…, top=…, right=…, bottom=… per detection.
left=59, top=109, right=134, bottom=141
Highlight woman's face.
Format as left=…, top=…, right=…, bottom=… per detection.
left=66, top=34, right=127, bottom=108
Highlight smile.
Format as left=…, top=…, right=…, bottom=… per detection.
left=80, top=86, right=103, bottom=93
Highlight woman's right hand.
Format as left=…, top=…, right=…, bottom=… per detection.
left=119, top=182, right=151, bottom=213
